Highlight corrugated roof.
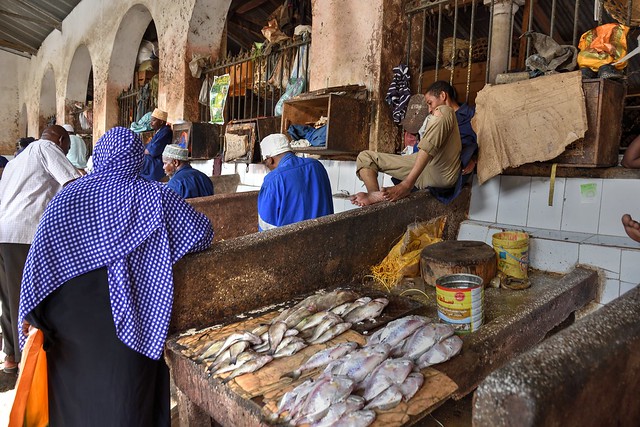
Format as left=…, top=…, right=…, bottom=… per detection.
left=0, top=0, right=81, bottom=57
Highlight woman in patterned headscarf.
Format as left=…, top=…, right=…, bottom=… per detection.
left=18, top=127, right=214, bottom=426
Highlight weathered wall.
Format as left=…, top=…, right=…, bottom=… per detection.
left=11, top=0, right=229, bottom=143
left=187, top=190, right=258, bottom=242
left=310, top=0, right=407, bottom=153
left=0, top=51, right=29, bottom=154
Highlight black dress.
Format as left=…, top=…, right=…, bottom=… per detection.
left=28, top=268, right=170, bottom=427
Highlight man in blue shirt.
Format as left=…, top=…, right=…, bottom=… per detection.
left=140, top=108, right=173, bottom=181
left=162, top=144, right=214, bottom=199
left=258, top=134, right=333, bottom=231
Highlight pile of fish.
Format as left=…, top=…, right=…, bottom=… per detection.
left=270, top=315, right=463, bottom=426
left=185, top=289, right=389, bottom=383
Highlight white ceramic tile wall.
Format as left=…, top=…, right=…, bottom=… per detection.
left=457, top=221, right=490, bottom=242
left=561, top=178, right=603, bottom=233
left=599, top=278, right=620, bottom=304
left=221, top=162, right=236, bottom=175
left=245, top=163, right=268, bottom=187
left=528, top=238, right=579, bottom=273
left=319, top=160, right=341, bottom=194
left=620, top=249, right=640, bottom=283
left=337, top=161, right=359, bottom=196
left=527, top=177, right=565, bottom=230
left=620, top=281, right=639, bottom=296
left=582, top=234, right=640, bottom=249
left=578, top=244, right=621, bottom=280
left=191, top=159, right=214, bottom=176
left=496, top=176, right=531, bottom=226
left=382, top=173, right=394, bottom=188
left=469, top=175, right=500, bottom=223
left=599, top=179, right=640, bottom=237
left=236, top=184, right=260, bottom=192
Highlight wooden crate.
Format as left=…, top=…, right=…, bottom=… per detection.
left=281, top=94, right=370, bottom=154
left=551, top=78, right=626, bottom=167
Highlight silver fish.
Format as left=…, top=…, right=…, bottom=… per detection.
left=307, top=313, right=344, bottom=342
left=366, top=328, right=385, bottom=346
left=402, top=323, right=455, bottom=361
left=268, top=321, right=288, bottom=355
left=377, top=315, right=428, bottom=347
left=273, top=341, right=308, bottom=359
left=329, top=344, right=390, bottom=383
left=287, top=376, right=332, bottom=422
left=222, top=355, right=273, bottom=384
left=196, top=339, right=225, bottom=362
left=293, top=376, right=355, bottom=424
left=308, top=322, right=352, bottom=345
left=398, top=372, right=424, bottom=402
left=253, top=341, right=270, bottom=353
left=271, top=306, right=294, bottom=324
left=312, top=395, right=365, bottom=427
left=292, top=289, right=359, bottom=314
left=344, top=298, right=389, bottom=324
left=295, top=311, right=332, bottom=331
left=212, top=331, right=262, bottom=361
left=332, top=410, right=376, bottom=427
left=229, top=340, right=250, bottom=365
left=211, top=351, right=257, bottom=376
left=361, top=358, right=414, bottom=401
left=416, top=335, right=463, bottom=369
left=284, top=342, right=359, bottom=380
left=390, top=337, right=408, bottom=357
left=330, top=302, right=353, bottom=316
left=251, top=324, right=270, bottom=337
left=285, top=328, right=299, bottom=337
left=364, top=384, right=403, bottom=411
left=275, top=336, right=304, bottom=353
left=273, top=378, right=315, bottom=421
left=340, top=297, right=372, bottom=317
left=284, top=307, right=315, bottom=329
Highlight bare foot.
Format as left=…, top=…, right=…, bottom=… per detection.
left=350, top=191, right=386, bottom=207
left=622, top=214, right=640, bottom=243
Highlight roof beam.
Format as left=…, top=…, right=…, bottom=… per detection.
left=0, top=9, right=61, bottom=31
left=14, top=0, right=62, bottom=31
left=0, top=38, right=37, bottom=55
left=236, top=0, right=269, bottom=14
left=0, top=45, right=33, bottom=58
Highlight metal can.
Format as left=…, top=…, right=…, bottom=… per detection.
left=436, top=273, right=484, bottom=333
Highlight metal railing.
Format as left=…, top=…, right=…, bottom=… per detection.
left=199, top=33, right=311, bottom=123
left=117, top=86, right=156, bottom=129
left=405, top=0, right=632, bottom=103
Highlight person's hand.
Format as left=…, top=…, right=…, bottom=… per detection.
left=22, top=320, right=31, bottom=336
left=462, top=158, right=477, bottom=175
left=382, top=182, right=412, bottom=202
left=144, top=149, right=150, bottom=155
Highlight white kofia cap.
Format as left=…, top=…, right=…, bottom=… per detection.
left=260, top=133, right=292, bottom=160
left=62, top=124, right=74, bottom=133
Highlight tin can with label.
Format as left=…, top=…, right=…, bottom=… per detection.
left=436, top=273, right=484, bottom=333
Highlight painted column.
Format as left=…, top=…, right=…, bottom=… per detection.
left=484, top=0, right=524, bottom=83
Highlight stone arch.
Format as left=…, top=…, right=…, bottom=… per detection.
left=39, top=66, right=56, bottom=135
left=105, top=4, right=155, bottom=129
left=66, top=44, right=93, bottom=132
left=19, top=104, right=28, bottom=138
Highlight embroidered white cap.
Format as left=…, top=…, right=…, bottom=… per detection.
left=62, top=124, right=74, bottom=133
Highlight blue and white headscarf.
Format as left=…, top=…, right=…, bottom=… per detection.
left=19, top=127, right=214, bottom=359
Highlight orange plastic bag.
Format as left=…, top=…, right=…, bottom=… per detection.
left=9, top=328, right=49, bottom=427
left=577, top=23, right=630, bottom=71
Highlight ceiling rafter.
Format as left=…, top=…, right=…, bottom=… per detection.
left=15, top=0, right=62, bottom=31
left=0, top=37, right=38, bottom=55
left=0, top=9, right=60, bottom=31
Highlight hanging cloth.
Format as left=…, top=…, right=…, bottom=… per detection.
left=385, top=64, right=412, bottom=124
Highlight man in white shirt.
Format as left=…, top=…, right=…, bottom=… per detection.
left=0, top=125, right=81, bottom=373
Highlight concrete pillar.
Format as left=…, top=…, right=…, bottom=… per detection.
left=484, top=0, right=524, bottom=83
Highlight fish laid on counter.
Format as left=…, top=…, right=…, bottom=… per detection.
left=295, top=311, right=333, bottom=331
left=308, top=322, right=353, bottom=345
left=360, top=358, right=414, bottom=401
left=401, top=323, right=455, bottom=360
left=268, top=321, right=288, bottom=355
left=283, top=341, right=359, bottom=380
left=306, top=313, right=344, bottom=341
left=222, top=355, right=273, bottom=384
left=416, top=335, right=463, bottom=369
left=212, top=331, right=262, bottom=361
left=339, top=297, right=372, bottom=317
left=292, top=376, right=356, bottom=425
left=343, top=298, right=389, bottom=324
left=311, top=395, right=365, bottom=427
left=274, top=340, right=308, bottom=359
left=326, top=344, right=391, bottom=383
left=330, top=409, right=376, bottom=427
left=398, top=372, right=424, bottom=402
left=210, top=351, right=258, bottom=376
left=196, top=339, right=226, bottom=362
left=364, top=384, right=403, bottom=411
left=368, top=315, right=429, bottom=347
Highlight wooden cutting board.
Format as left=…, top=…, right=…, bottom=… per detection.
left=174, top=307, right=458, bottom=426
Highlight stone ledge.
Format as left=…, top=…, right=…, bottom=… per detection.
left=502, top=163, right=640, bottom=180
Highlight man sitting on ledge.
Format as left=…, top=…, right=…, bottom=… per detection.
left=351, top=81, right=462, bottom=207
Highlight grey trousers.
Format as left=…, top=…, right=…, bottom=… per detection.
left=0, top=243, right=30, bottom=363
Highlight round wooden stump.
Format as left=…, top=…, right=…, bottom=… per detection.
left=421, top=240, right=497, bottom=287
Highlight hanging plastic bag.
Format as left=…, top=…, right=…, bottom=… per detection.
left=577, top=23, right=630, bottom=71
left=275, top=77, right=305, bottom=116
left=9, top=328, right=49, bottom=427
left=209, top=74, right=230, bottom=125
